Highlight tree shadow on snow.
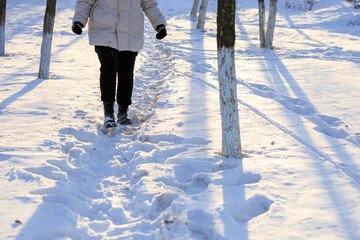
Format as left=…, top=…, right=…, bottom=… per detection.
left=236, top=13, right=360, bottom=239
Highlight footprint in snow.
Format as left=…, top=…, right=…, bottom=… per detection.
left=226, top=194, right=273, bottom=223
left=186, top=209, right=221, bottom=239
left=190, top=172, right=212, bottom=188
left=148, top=192, right=179, bottom=218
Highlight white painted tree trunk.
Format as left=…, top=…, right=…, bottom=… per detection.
left=197, top=0, right=209, bottom=31
left=218, top=47, right=242, bottom=159
left=265, top=0, right=277, bottom=49
left=38, top=0, right=56, bottom=79
left=190, top=0, right=201, bottom=18
left=258, top=0, right=266, bottom=48
left=39, top=34, right=53, bottom=79
left=0, top=0, right=6, bottom=56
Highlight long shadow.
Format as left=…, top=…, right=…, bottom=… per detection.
left=281, top=1, right=360, bottom=37
left=283, top=14, right=327, bottom=48
left=281, top=9, right=360, bottom=65
left=221, top=161, right=248, bottom=240
left=0, top=78, right=45, bottom=113
left=5, top=0, right=75, bottom=42
left=264, top=45, right=360, bottom=175
left=236, top=10, right=359, bottom=239
left=183, top=16, right=249, bottom=239
left=1, top=0, right=81, bottom=112
left=0, top=33, right=86, bottom=113
left=264, top=54, right=360, bottom=238
left=185, top=21, right=212, bottom=142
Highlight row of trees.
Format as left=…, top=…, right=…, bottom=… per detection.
left=191, top=0, right=278, bottom=48
left=191, top=0, right=209, bottom=31
left=0, top=1, right=357, bottom=160
left=0, top=0, right=57, bottom=79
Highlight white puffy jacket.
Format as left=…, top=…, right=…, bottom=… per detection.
left=73, top=0, right=166, bottom=51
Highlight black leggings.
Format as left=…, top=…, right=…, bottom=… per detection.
left=95, top=46, right=138, bottom=107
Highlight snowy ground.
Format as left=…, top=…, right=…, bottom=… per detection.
left=1, top=0, right=360, bottom=239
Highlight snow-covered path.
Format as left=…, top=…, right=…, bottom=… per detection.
left=1, top=0, right=360, bottom=239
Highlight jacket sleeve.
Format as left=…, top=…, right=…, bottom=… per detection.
left=141, top=0, right=167, bottom=31
left=73, top=0, right=97, bottom=27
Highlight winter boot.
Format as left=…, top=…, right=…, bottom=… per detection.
left=103, top=101, right=117, bottom=128
left=117, top=105, right=131, bottom=125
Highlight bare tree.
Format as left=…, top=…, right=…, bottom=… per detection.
left=38, top=0, right=57, bottom=79
left=258, top=0, right=266, bottom=48
left=258, top=0, right=277, bottom=49
left=352, top=0, right=360, bottom=8
left=197, top=0, right=209, bottom=31
left=265, top=0, right=277, bottom=49
left=0, top=0, right=6, bottom=56
left=191, top=0, right=201, bottom=18
left=217, top=0, right=242, bottom=159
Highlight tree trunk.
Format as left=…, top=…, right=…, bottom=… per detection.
left=197, top=0, right=209, bottom=31
left=217, top=0, right=242, bottom=159
left=265, top=0, right=277, bottom=49
left=191, top=0, right=201, bottom=18
left=0, top=0, right=6, bottom=56
left=353, top=0, right=360, bottom=9
left=38, top=0, right=57, bottom=79
left=258, top=0, right=266, bottom=48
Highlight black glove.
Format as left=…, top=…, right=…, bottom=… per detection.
left=156, top=24, right=167, bottom=40
left=72, top=21, right=84, bottom=35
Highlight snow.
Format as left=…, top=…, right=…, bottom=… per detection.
left=1, top=0, right=360, bottom=239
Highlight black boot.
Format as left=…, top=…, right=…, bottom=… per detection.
left=117, top=105, right=131, bottom=125
left=103, top=101, right=117, bottom=128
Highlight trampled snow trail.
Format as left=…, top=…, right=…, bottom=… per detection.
left=13, top=18, right=271, bottom=239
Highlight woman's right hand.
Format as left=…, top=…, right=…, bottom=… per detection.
left=156, top=25, right=167, bottom=40
left=72, top=21, right=84, bottom=35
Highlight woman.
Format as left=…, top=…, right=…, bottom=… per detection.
left=72, top=0, right=167, bottom=127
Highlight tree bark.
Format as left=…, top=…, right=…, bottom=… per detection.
left=265, top=0, right=277, bottom=49
left=217, top=0, right=242, bottom=159
left=38, top=0, right=57, bottom=79
left=197, top=0, right=209, bottom=31
left=258, top=0, right=266, bottom=48
left=191, top=0, right=201, bottom=18
left=0, top=0, right=6, bottom=56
